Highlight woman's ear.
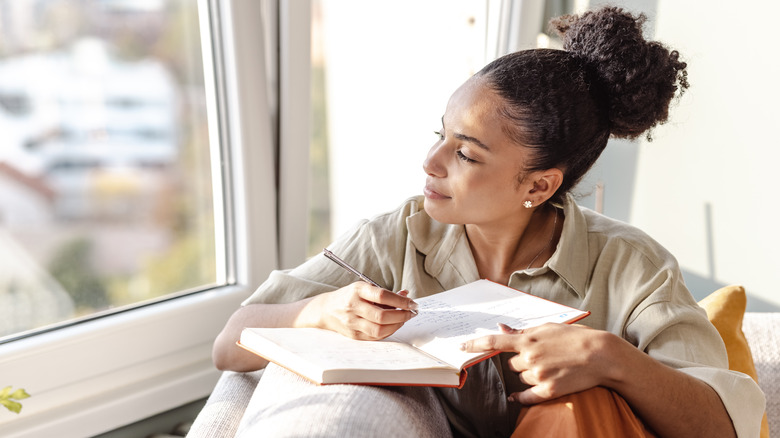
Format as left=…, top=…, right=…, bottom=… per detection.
left=528, top=168, right=564, bottom=201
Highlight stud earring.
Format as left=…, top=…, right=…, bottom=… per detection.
left=523, top=200, right=533, bottom=208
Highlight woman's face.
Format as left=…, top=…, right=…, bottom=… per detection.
left=422, top=77, right=536, bottom=228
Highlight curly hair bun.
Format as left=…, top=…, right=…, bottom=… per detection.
left=551, top=7, right=689, bottom=139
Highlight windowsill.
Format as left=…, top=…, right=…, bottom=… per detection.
left=0, top=284, right=249, bottom=437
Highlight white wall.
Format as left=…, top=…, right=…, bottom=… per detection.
left=320, top=0, right=780, bottom=310
left=639, top=0, right=780, bottom=309
left=320, top=0, right=487, bottom=237
left=579, top=0, right=780, bottom=310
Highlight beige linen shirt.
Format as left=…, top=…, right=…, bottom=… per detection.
left=244, top=195, right=765, bottom=438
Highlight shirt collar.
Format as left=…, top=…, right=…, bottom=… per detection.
left=406, top=199, right=480, bottom=290
left=544, top=194, right=590, bottom=298
left=406, top=194, right=591, bottom=298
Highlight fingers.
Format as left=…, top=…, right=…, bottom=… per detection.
left=353, top=284, right=417, bottom=320
left=498, top=323, right=523, bottom=334
left=458, top=322, right=527, bottom=352
left=333, top=283, right=418, bottom=340
left=357, top=284, right=418, bottom=313
left=459, top=333, right=524, bottom=353
left=508, top=387, right=548, bottom=405
left=334, top=307, right=411, bottom=340
left=345, top=318, right=409, bottom=340
left=357, top=302, right=416, bottom=326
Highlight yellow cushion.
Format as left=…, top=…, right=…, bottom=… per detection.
left=698, top=285, right=769, bottom=438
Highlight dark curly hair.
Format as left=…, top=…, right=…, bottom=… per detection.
left=475, top=6, right=689, bottom=205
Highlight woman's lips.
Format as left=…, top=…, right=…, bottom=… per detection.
left=423, top=184, right=450, bottom=200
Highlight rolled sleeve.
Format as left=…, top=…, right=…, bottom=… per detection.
left=681, top=367, right=766, bottom=438
left=628, top=299, right=766, bottom=438
left=242, top=197, right=419, bottom=306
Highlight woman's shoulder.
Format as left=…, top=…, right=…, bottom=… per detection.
left=354, top=196, right=457, bottom=255
left=380, top=195, right=426, bottom=219
left=562, top=200, right=696, bottom=314
left=573, top=202, right=678, bottom=270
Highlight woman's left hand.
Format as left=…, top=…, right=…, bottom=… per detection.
left=460, top=322, right=617, bottom=405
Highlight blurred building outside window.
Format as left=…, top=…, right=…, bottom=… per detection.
left=0, top=0, right=221, bottom=341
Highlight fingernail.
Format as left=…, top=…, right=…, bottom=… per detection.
left=409, top=300, right=418, bottom=311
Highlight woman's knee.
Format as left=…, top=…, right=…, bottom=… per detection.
left=512, top=387, right=655, bottom=438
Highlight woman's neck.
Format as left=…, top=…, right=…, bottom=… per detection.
left=466, top=205, right=561, bottom=285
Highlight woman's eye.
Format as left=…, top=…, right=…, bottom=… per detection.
left=433, top=130, right=444, bottom=140
left=456, top=150, right=477, bottom=163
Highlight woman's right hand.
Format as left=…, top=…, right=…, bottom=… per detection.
left=297, top=282, right=418, bottom=340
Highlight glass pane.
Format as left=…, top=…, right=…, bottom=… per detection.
left=0, top=0, right=220, bottom=340
left=308, top=0, right=331, bottom=256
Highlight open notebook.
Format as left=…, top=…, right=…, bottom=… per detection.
left=239, top=279, right=589, bottom=387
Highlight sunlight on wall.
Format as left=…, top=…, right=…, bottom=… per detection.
left=628, top=0, right=780, bottom=309
left=320, top=0, right=487, bottom=238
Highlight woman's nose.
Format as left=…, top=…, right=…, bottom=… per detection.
left=423, top=143, right=446, bottom=177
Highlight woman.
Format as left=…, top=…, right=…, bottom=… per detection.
left=213, top=7, right=764, bottom=437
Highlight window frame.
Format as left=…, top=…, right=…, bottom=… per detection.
left=0, top=0, right=300, bottom=435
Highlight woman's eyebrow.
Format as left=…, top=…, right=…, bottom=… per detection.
left=441, top=117, right=491, bottom=151
left=453, top=132, right=491, bottom=151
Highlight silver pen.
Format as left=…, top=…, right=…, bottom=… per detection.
left=323, top=248, right=382, bottom=287
left=322, top=248, right=417, bottom=314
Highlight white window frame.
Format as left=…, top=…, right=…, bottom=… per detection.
left=0, top=0, right=311, bottom=435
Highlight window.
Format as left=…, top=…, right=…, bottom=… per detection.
left=0, top=0, right=221, bottom=342
left=0, top=1, right=279, bottom=435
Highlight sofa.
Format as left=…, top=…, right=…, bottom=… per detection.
left=188, top=309, right=780, bottom=437
left=744, top=313, right=780, bottom=436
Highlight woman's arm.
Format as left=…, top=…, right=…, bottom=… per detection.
left=213, top=299, right=312, bottom=372
left=461, top=323, right=736, bottom=438
left=601, top=329, right=735, bottom=438
left=213, top=282, right=418, bottom=372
